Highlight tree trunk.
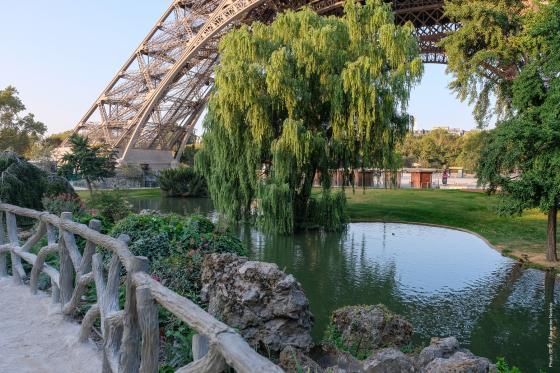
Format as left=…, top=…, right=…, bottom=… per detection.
left=86, top=179, right=93, bottom=199
left=547, top=205, right=558, bottom=262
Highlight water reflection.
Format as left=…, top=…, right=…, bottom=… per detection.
left=129, top=196, right=559, bottom=372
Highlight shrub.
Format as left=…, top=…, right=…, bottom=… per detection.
left=0, top=151, right=75, bottom=210
left=42, top=193, right=84, bottom=216
left=110, top=213, right=246, bottom=297
left=44, top=174, right=76, bottom=198
left=89, top=191, right=132, bottom=224
left=110, top=212, right=246, bottom=368
left=495, top=358, right=522, bottom=373
left=158, top=166, right=208, bottom=197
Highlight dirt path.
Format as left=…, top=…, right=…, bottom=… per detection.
left=0, top=278, right=102, bottom=373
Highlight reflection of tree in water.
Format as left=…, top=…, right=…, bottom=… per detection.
left=466, top=269, right=559, bottom=372
left=128, top=197, right=558, bottom=372
left=242, top=225, right=558, bottom=372
left=243, top=226, right=399, bottom=338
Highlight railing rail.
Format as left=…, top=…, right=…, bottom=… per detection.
left=0, top=202, right=284, bottom=373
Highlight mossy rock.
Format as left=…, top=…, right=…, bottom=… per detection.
left=324, top=304, right=413, bottom=360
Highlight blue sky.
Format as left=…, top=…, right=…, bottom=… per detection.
left=0, top=1, right=476, bottom=135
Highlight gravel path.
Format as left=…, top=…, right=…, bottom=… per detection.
left=0, top=278, right=102, bottom=373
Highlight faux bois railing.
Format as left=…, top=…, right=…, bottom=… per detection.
left=0, top=202, right=284, bottom=373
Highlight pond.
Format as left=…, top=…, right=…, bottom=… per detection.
left=128, top=196, right=559, bottom=372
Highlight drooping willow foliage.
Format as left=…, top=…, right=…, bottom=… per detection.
left=196, top=0, right=423, bottom=233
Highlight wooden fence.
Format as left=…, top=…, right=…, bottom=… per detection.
left=0, top=202, right=284, bottom=373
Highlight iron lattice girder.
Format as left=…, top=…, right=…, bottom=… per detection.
left=62, top=0, right=450, bottom=164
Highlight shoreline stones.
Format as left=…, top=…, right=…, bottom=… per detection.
left=200, top=254, right=496, bottom=372
left=417, top=337, right=495, bottom=373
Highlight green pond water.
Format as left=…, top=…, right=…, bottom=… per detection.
left=128, top=196, right=559, bottom=372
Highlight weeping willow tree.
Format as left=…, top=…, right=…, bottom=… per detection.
left=196, top=0, right=423, bottom=233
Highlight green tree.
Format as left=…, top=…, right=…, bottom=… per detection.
left=398, top=133, right=421, bottom=167
left=0, top=86, right=47, bottom=155
left=477, top=0, right=560, bottom=262
left=399, top=129, right=465, bottom=168
left=196, top=0, right=423, bottom=233
left=441, top=0, right=531, bottom=126
left=417, top=128, right=462, bottom=168
left=158, top=166, right=208, bottom=198
left=456, top=130, right=487, bottom=173
left=58, top=134, right=117, bottom=197
left=27, top=130, right=72, bottom=161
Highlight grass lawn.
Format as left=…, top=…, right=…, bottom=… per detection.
left=345, top=188, right=558, bottom=269
left=77, top=188, right=162, bottom=201
left=79, top=188, right=558, bottom=269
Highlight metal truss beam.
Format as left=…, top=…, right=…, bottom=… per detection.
left=60, top=0, right=452, bottom=166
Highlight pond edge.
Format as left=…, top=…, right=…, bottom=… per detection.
left=349, top=219, right=559, bottom=274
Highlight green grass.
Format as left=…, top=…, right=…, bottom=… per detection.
left=77, top=188, right=162, bottom=202
left=78, top=187, right=558, bottom=268
left=344, top=188, right=557, bottom=268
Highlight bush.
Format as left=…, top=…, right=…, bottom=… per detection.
left=110, top=213, right=245, bottom=297
left=0, top=151, right=75, bottom=210
left=110, top=212, right=246, bottom=368
left=44, top=174, right=76, bottom=198
left=89, top=191, right=132, bottom=224
left=495, top=358, right=522, bottom=373
left=158, top=166, right=208, bottom=197
left=42, top=193, right=84, bottom=216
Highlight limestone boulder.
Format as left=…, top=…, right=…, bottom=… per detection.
left=279, top=346, right=324, bottom=373
left=363, top=348, right=416, bottom=372
left=416, top=337, right=459, bottom=368
left=328, top=305, right=413, bottom=358
left=422, top=351, right=494, bottom=373
left=201, top=253, right=314, bottom=357
left=312, top=342, right=364, bottom=372
left=417, top=337, right=495, bottom=373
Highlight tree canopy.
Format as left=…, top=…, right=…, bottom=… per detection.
left=441, top=0, right=533, bottom=126
left=0, top=86, right=47, bottom=156
left=399, top=129, right=487, bottom=171
left=477, top=0, right=560, bottom=261
left=58, top=134, right=117, bottom=196
left=196, top=0, right=423, bottom=233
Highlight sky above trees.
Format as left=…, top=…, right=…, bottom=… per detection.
left=0, top=0, right=475, bottom=135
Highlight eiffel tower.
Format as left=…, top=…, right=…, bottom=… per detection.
left=59, top=0, right=453, bottom=170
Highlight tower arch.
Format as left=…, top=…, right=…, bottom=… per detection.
left=60, top=0, right=452, bottom=169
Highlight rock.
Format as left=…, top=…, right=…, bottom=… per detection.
left=201, top=253, right=314, bottom=357
left=279, top=346, right=324, bottom=373
left=363, top=348, right=415, bottom=372
left=422, top=351, right=494, bottom=373
left=416, top=337, right=459, bottom=368
left=328, top=305, right=413, bottom=358
left=417, top=337, right=495, bottom=373
left=138, top=209, right=163, bottom=215
left=312, top=342, right=363, bottom=373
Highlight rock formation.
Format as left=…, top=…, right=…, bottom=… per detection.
left=201, top=254, right=496, bottom=373
left=201, top=253, right=314, bottom=357
left=328, top=304, right=413, bottom=357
